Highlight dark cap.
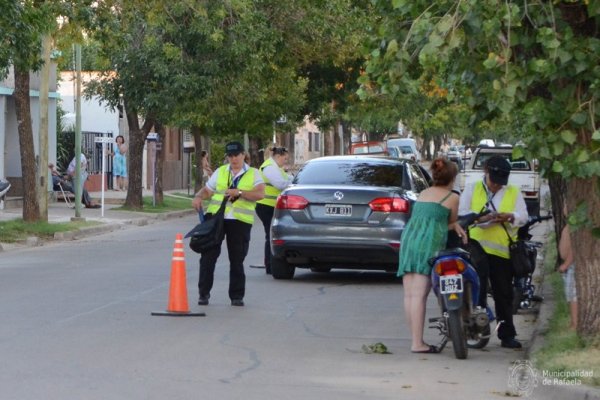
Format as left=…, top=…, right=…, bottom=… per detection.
left=486, top=155, right=511, bottom=185
left=225, top=141, right=244, bottom=156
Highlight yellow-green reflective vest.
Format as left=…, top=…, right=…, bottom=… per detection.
left=469, top=181, right=518, bottom=259
left=206, top=165, right=257, bottom=224
left=256, top=158, right=289, bottom=208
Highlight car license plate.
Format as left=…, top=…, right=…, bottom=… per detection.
left=440, top=275, right=463, bottom=294
left=324, top=204, right=352, bottom=216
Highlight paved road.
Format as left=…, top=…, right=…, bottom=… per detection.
left=0, top=212, right=552, bottom=400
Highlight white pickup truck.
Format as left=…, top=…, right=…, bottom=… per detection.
left=458, top=146, right=541, bottom=216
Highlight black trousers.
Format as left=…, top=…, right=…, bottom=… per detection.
left=485, top=253, right=517, bottom=341
left=198, top=219, right=252, bottom=301
left=255, top=203, right=274, bottom=272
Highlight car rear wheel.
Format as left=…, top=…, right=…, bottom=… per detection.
left=271, top=256, right=295, bottom=280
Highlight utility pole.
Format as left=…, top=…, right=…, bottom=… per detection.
left=74, top=43, right=83, bottom=219
left=37, top=34, right=52, bottom=221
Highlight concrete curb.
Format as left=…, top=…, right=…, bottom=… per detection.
left=0, top=209, right=196, bottom=251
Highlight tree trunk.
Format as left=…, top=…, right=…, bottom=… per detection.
left=14, top=68, right=40, bottom=222
left=154, top=121, right=166, bottom=205
left=324, top=128, right=334, bottom=156
left=333, top=121, right=342, bottom=155
left=568, top=175, right=600, bottom=337
left=548, top=174, right=567, bottom=254
left=191, top=125, right=205, bottom=193
left=341, top=121, right=352, bottom=154
left=124, top=103, right=154, bottom=209
left=37, top=34, right=52, bottom=221
left=248, top=136, right=261, bottom=168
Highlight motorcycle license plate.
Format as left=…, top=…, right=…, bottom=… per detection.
left=440, top=275, right=463, bottom=294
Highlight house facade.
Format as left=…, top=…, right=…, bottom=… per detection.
left=0, top=65, right=59, bottom=196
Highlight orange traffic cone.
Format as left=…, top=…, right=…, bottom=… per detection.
left=151, top=233, right=206, bottom=317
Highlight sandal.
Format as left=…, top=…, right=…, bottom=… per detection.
left=411, top=345, right=440, bottom=354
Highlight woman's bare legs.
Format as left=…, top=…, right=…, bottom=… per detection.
left=403, top=273, right=433, bottom=352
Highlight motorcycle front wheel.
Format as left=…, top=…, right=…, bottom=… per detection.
left=448, top=309, right=468, bottom=359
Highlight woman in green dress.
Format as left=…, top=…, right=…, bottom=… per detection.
left=398, top=158, right=466, bottom=353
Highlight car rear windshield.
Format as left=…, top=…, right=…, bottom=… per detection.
left=473, top=153, right=531, bottom=170
left=294, top=161, right=405, bottom=187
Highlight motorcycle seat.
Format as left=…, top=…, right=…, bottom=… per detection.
left=435, top=248, right=471, bottom=260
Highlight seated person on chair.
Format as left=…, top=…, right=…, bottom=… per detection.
left=48, top=163, right=100, bottom=208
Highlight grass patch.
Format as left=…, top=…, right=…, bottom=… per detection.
left=117, top=193, right=194, bottom=214
left=531, top=233, right=600, bottom=387
left=0, top=219, right=100, bottom=243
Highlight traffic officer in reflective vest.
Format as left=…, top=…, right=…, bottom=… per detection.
left=255, top=146, right=294, bottom=274
left=458, top=155, right=528, bottom=348
left=192, top=141, right=265, bottom=306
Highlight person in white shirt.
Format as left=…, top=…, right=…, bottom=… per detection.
left=458, top=155, right=528, bottom=349
left=67, top=153, right=89, bottom=201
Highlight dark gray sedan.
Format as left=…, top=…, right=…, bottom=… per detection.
left=270, top=155, right=431, bottom=279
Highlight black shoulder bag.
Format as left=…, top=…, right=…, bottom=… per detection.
left=185, top=196, right=228, bottom=254
left=486, top=183, right=533, bottom=278
left=500, top=222, right=534, bottom=279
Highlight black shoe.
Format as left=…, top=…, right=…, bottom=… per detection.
left=198, top=296, right=209, bottom=306
left=231, top=299, right=244, bottom=307
left=501, top=338, right=522, bottom=349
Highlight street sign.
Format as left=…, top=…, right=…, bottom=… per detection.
left=94, top=137, right=113, bottom=143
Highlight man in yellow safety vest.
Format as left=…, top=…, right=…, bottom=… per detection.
left=192, top=141, right=265, bottom=307
left=459, top=155, right=529, bottom=349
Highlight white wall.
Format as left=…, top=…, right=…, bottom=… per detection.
left=58, top=72, right=119, bottom=135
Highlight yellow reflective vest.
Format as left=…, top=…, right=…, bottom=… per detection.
left=469, top=181, right=518, bottom=259
left=256, top=158, right=289, bottom=208
left=206, top=165, right=258, bottom=225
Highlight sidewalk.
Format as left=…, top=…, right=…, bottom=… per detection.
left=0, top=188, right=196, bottom=251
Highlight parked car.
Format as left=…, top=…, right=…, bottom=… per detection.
left=446, top=145, right=463, bottom=169
left=349, top=141, right=387, bottom=155
left=270, top=156, right=431, bottom=279
left=459, top=146, right=541, bottom=216
left=386, top=137, right=421, bottom=161
left=386, top=145, right=417, bottom=161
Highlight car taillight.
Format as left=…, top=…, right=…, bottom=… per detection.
left=434, top=258, right=466, bottom=275
left=368, top=197, right=409, bottom=213
left=275, top=194, right=308, bottom=210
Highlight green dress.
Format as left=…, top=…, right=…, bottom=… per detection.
left=397, top=196, right=451, bottom=277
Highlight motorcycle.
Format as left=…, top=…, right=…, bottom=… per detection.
left=512, top=214, right=553, bottom=314
left=428, top=210, right=493, bottom=359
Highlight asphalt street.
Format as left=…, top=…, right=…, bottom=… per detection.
left=0, top=209, right=558, bottom=400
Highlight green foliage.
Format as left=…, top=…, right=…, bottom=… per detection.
left=55, top=101, right=74, bottom=171
left=364, top=1, right=599, bottom=177
left=0, top=0, right=57, bottom=75
left=361, top=342, right=392, bottom=354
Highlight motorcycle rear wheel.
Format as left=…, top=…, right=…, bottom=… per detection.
left=512, top=285, right=522, bottom=314
left=448, top=309, right=468, bottom=359
left=467, top=324, right=490, bottom=349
